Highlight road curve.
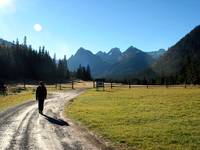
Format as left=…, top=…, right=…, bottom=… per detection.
left=0, top=89, right=110, bottom=150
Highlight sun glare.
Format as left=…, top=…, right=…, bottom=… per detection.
left=0, top=0, right=10, bottom=7
left=0, top=0, right=15, bottom=14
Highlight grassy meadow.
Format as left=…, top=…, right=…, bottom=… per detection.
left=65, top=87, right=200, bottom=150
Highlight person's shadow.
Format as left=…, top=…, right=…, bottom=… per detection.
left=42, top=114, right=69, bottom=126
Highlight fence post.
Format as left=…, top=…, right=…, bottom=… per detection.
left=93, top=81, right=95, bottom=88
left=111, top=82, right=113, bottom=89
left=23, top=82, right=26, bottom=89
left=129, top=81, right=131, bottom=89
left=72, top=80, right=74, bottom=89
left=55, top=83, right=57, bottom=89
left=59, top=83, right=61, bottom=90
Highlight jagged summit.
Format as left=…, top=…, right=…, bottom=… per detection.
left=76, top=47, right=93, bottom=55
left=108, top=47, right=121, bottom=56
left=123, top=46, right=143, bottom=57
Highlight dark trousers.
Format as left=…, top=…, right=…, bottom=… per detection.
left=38, top=98, right=44, bottom=112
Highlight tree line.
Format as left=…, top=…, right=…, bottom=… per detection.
left=75, top=65, right=92, bottom=81
left=0, top=36, right=92, bottom=82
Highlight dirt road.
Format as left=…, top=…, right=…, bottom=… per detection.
left=0, top=89, right=110, bottom=150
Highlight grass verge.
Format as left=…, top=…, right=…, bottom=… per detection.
left=65, top=88, right=200, bottom=150
left=0, top=90, right=34, bottom=111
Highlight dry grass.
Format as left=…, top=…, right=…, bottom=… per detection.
left=0, top=90, right=34, bottom=111
left=66, top=87, right=200, bottom=150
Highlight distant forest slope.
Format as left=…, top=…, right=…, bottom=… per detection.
left=151, top=25, right=200, bottom=84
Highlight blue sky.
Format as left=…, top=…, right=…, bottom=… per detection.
left=0, top=0, right=200, bottom=58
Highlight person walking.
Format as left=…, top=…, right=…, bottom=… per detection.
left=36, top=81, right=47, bottom=114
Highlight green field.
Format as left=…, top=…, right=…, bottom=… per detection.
left=65, top=87, right=200, bottom=150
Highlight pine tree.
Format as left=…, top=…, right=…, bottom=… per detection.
left=23, top=36, right=27, bottom=46
left=0, top=36, right=71, bottom=81
left=86, top=65, right=92, bottom=80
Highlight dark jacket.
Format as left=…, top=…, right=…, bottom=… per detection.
left=36, top=85, right=47, bottom=100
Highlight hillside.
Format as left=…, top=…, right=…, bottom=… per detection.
left=152, top=25, right=200, bottom=83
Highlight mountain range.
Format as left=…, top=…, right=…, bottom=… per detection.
left=68, top=46, right=165, bottom=79
left=68, top=25, right=200, bottom=82
left=68, top=47, right=109, bottom=76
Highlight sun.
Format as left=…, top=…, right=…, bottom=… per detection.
left=34, top=24, right=42, bottom=32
